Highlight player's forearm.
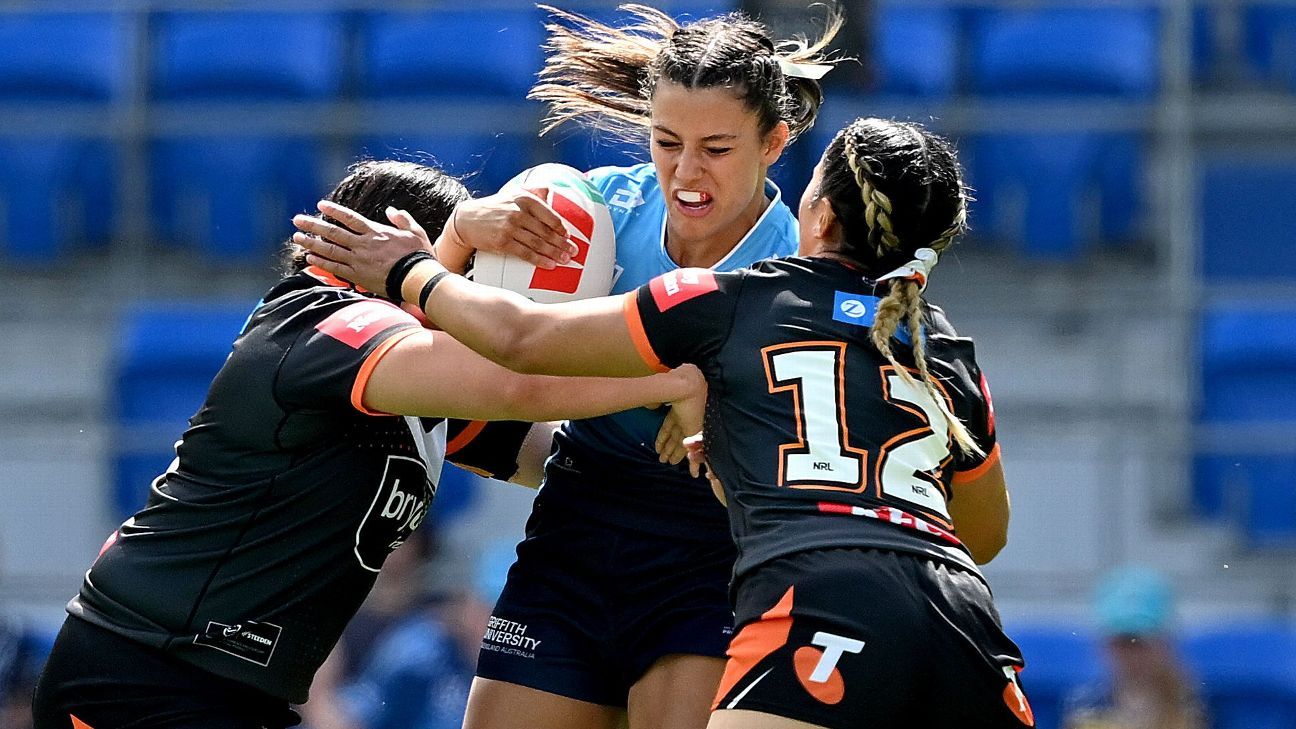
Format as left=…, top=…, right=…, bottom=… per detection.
left=504, top=369, right=693, bottom=423
left=402, top=260, right=549, bottom=372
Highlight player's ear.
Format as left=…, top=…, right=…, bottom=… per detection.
left=812, top=196, right=840, bottom=242
left=762, top=121, right=790, bottom=166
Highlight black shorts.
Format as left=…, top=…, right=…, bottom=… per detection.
left=474, top=488, right=736, bottom=707
left=32, top=616, right=299, bottom=729
left=712, top=548, right=1034, bottom=729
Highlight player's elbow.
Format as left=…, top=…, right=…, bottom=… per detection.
left=494, top=319, right=561, bottom=375
left=966, top=528, right=1008, bottom=565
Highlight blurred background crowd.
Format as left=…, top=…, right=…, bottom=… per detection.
left=0, top=1, right=1293, bottom=728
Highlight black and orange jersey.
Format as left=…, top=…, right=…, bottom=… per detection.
left=625, top=256, right=999, bottom=579
left=69, top=268, right=528, bottom=704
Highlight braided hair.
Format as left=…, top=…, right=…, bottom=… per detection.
left=529, top=4, right=842, bottom=144
left=814, top=118, right=980, bottom=456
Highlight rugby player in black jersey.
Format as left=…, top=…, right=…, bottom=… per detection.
left=31, top=160, right=704, bottom=729
left=298, top=117, right=1032, bottom=729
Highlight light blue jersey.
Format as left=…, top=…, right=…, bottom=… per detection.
left=551, top=163, right=798, bottom=531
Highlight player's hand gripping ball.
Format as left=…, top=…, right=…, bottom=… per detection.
left=472, top=164, right=617, bottom=303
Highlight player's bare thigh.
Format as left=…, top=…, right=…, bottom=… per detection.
left=707, top=709, right=829, bottom=729
left=626, top=653, right=726, bottom=729
left=463, top=677, right=623, bottom=729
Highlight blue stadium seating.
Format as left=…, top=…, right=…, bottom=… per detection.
left=0, top=13, right=126, bottom=264
left=965, top=133, right=1144, bottom=260
left=358, top=9, right=544, bottom=99
left=960, top=8, right=1156, bottom=259
left=1200, top=159, right=1296, bottom=281
left=111, top=302, right=252, bottom=517
left=358, top=134, right=534, bottom=197
left=1185, top=624, right=1296, bottom=729
left=873, top=5, right=959, bottom=97
left=0, top=12, right=130, bottom=101
left=151, top=12, right=345, bottom=100
left=1200, top=306, right=1296, bottom=423
left=0, top=138, right=115, bottom=264
left=969, top=7, right=1160, bottom=97
left=1245, top=6, right=1296, bottom=92
left=1196, top=305, right=1296, bottom=540
left=1009, top=627, right=1104, bottom=729
left=151, top=136, right=323, bottom=261
left=147, top=13, right=342, bottom=259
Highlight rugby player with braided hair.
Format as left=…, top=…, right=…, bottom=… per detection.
left=298, top=116, right=1030, bottom=728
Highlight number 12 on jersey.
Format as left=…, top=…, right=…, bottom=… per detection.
left=762, top=341, right=954, bottom=520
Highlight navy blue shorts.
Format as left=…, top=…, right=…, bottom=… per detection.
left=712, top=548, right=1033, bottom=729
left=475, top=487, right=736, bottom=707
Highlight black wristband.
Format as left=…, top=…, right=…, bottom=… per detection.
left=386, top=250, right=435, bottom=302
left=418, top=271, right=453, bottom=310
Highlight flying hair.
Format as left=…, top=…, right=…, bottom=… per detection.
left=529, top=3, right=844, bottom=144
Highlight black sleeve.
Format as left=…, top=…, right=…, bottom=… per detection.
left=949, top=349, right=999, bottom=479
left=444, top=419, right=533, bottom=481
left=276, top=296, right=424, bottom=413
left=628, top=267, right=744, bottom=370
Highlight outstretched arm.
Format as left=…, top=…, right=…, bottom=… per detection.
left=296, top=201, right=658, bottom=378
left=362, top=329, right=699, bottom=421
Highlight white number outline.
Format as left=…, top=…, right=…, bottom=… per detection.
left=761, top=343, right=960, bottom=526
left=762, top=341, right=868, bottom=492
left=876, top=365, right=956, bottom=522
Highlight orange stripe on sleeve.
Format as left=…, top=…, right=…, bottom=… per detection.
left=446, top=420, right=488, bottom=456
left=622, top=292, right=670, bottom=374
left=952, top=443, right=1002, bottom=485
left=70, top=715, right=96, bottom=729
left=350, top=328, right=420, bottom=415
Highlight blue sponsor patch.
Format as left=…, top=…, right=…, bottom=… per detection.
left=831, top=291, right=912, bottom=343
left=832, top=291, right=879, bottom=326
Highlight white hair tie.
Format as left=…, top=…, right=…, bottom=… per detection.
left=776, top=56, right=833, bottom=80
left=875, top=248, right=938, bottom=291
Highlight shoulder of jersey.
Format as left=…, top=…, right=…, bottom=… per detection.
left=923, top=302, right=965, bottom=341
left=585, top=162, right=659, bottom=201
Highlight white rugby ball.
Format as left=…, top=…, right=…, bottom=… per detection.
left=471, top=163, right=616, bottom=304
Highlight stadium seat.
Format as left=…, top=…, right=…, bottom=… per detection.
left=1195, top=305, right=1296, bottom=538
left=969, top=7, right=1160, bottom=97
left=1200, top=306, right=1296, bottom=423
left=0, top=12, right=130, bottom=101
left=0, top=138, right=115, bottom=264
left=1245, top=6, right=1296, bottom=91
left=873, top=5, right=959, bottom=97
left=1009, top=627, right=1104, bottom=729
left=358, top=133, right=535, bottom=197
left=111, top=302, right=252, bottom=517
left=964, top=133, right=1144, bottom=260
left=150, top=136, right=323, bottom=261
left=1199, top=158, right=1296, bottom=281
left=151, top=11, right=345, bottom=100
left=358, top=9, right=544, bottom=99
left=0, top=13, right=126, bottom=264
left=1184, top=624, right=1296, bottom=729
